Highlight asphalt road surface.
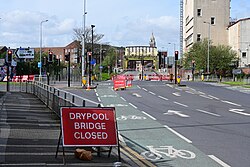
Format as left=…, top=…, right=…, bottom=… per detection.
left=114, top=80, right=250, bottom=167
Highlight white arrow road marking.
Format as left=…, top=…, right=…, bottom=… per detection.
left=132, top=93, right=142, bottom=97
left=173, top=92, right=181, bottom=97
left=164, top=110, right=190, bottom=118
left=229, top=108, right=250, bottom=116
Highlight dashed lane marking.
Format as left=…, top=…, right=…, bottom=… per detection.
left=141, top=111, right=157, bottom=120
left=196, top=109, right=221, bottom=117
left=208, top=155, right=231, bottom=167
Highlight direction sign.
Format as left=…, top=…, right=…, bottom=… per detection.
left=15, top=47, right=35, bottom=59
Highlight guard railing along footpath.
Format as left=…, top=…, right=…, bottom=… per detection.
left=10, top=81, right=100, bottom=118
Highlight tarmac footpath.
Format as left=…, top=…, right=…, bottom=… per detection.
left=0, top=91, right=141, bottom=167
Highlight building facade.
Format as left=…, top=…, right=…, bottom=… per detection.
left=183, top=0, right=230, bottom=51
left=228, top=18, right=250, bottom=68
left=124, top=33, right=158, bottom=70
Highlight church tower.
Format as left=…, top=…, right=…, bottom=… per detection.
left=149, top=33, right=156, bottom=48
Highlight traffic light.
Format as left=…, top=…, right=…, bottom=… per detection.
left=48, top=51, right=53, bottom=62
left=65, top=52, right=70, bottom=61
left=175, top=51, right=179, bottom=61
left=7, top=50, right=12, bottom=62
left=43, top=57, right=47, bottom=66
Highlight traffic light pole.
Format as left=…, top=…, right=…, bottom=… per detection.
left=68, top=53, right=70, bottom=87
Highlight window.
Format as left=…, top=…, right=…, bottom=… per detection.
left=242, top=52, right=247, bottom=58
left=197, top=9, right=202, bottom=16
left=197, top=34, right=201, bottom=42
left=211, top=17, right=215, bottom=25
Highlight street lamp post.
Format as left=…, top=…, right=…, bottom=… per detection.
left=39, top=19, right=48, bottom=81
left=204, top=21, right=211, bottom=80
left=82, top=0, right=87, bottom=86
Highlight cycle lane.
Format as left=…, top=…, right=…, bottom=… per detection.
left=96, top=85, right=221, bottom=167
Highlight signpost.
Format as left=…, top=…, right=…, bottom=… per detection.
left=57, top=107, right=120, bottom=162
left=15, top=47, right=35, bottom=59
left=60, top=107, right=118, bottom=146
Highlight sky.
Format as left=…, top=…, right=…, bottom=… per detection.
left=0, top=0, right=249, bottom=53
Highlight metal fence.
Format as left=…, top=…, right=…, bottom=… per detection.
left=10, top=81, right=100, bottom=118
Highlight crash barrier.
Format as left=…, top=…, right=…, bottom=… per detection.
left=146, top=74, right=170, bottom=81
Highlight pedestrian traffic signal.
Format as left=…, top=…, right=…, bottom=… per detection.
left=7, top=50, right=12, bottom=63
left=48, top=51, right=53, bottom=62
left=175, top=51, right=178, bottom=60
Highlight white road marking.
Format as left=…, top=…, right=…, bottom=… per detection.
left=120, top=97, right=126, bottom=101
left=132, top=93, right=142, bottom=97
left=95, top=93, right=99, bottom=97
left=186, top=91, right=195, bottom=94
left=97, top=97, right=101, bottom=102
left=229, top=108, right=250, bottom=116
left=149, top=91, right=156, bottom=95
left=142, top=88, right=148, bottom=92
left=208, top=95, right=220, bottom=100
left=101, top=95, right=117, bottom=97
left=198, top=91, right=205, bottom=95
left=199, top=94, right=214, bottom=100
left=166, top=84, right=174, bottom=88
left=221, top=100, right=241, bottom=107
left=137, top=85, right=141, bottom=89
left=164, top=125, right=192, bottom=143
left=173, top=92, right=181, bottom=97
left=208, top=155, right=231, bottom=167
left=106, top=104, right=128, bottom=107
left=196, top=109, right=221, bottom=117
left=164, top=110, right=190, bottom=118
left=174, top=101, right=188, bottom=107
left=129, top=103, right=137, bottom=109
left=141, top=111, right=156, bottom=120
left=158, top=96, right=168, bottom=101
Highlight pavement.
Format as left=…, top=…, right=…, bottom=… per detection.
left=0, top=91, right=144, bottom=167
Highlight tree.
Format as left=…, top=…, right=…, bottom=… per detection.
left=182, top=39, right=237, bottom=76
left=101, top=47, right=117, bottom=73
left=72, top=27, right=104, bottom=52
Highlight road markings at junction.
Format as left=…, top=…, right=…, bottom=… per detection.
left=221, top=100, right=241, bottom=107
left=229, top=108, right=250, bottom=116
left=164, top=110, right=190, bottom=118
left=166, top=84, right=174, bottom=88
left=173, top=92, right=181, bottom=97
left=142, top=111, right=157, bottom=120
left=174, top=101, right=188, bottom=107
left=142, top=88, right=148, bottom=92
left=196, top=109, right=221, bottom=117
left=132, top=93, right=142, bottom=97
left=208, top=155, right=231, bottom=167
left=129, top=103, right=137, bottom=109
left=198, top=91, right=205, bottom=95
left=186, top=91, right=195, bottom=94
left=101, top=95, right=117, bottom=98
left=97, top=97, right=101, bottom=102
left=106, top=104, right=128, bottom=107
left=164, top=125, right=192, bottom=143
left=199, top=94, right=214, bottom=100
left=158, top=95, right=168, bottom=101
left=208, top=95, right=220, bottom=100
left=120, top=97, right=126, bottom=101
left=149, top=91, right=156, bottom=95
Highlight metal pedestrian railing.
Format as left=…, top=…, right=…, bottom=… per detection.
left=9, top=81, right=100, bottom=118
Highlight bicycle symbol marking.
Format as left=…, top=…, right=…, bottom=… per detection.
left=116, top=115, right=147, bottom=121
left=141, top=145, right=196, bottom=161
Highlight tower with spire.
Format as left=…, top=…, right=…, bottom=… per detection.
left=149, top=33, right=156, bottom=48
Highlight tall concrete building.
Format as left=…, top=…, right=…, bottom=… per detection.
left=183, top=0, right=230, bottom=52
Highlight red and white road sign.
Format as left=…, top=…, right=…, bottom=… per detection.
left=60, top=107, right=118, bottom=147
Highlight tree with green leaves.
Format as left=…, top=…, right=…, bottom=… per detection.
left=182, top=39, right=237, bottom=76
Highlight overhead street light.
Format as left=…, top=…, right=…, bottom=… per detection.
left=82, top=0, right=87, bottom=86
left=39, top=19, right=48, bottom=81
left=203, top=21, right=211, bottom=80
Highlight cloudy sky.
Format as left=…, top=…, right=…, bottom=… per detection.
left=0, top=0, right=249, bottom=52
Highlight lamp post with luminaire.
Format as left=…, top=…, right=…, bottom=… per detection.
left=39, top=19, right=48, bottom=81
left=203, top=21, right=211, bottom=80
